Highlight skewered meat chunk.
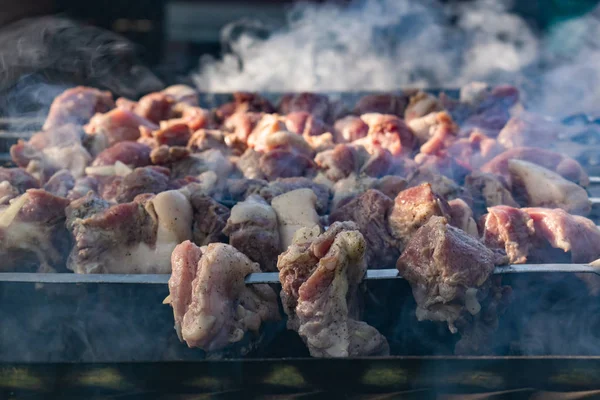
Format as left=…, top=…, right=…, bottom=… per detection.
left=481, top=147, right=589, bottom=187
left=0, top=189, right=71, bottom=272
left=222, top=112, right=263, bottom=152
left=285, top=111, right=329, bottom=137
left=446, top=129, right=505, bottom=170
left=0, top=167, right=39, bottom=204
left=187, top=189, right=230, bottom=247
left=357, top=113, right=416, bottom=156
left=11, top=124, right=92, bottom=182
left=523, top=207, right=600, bottom=263
left=84, top=109, right=158, bottom=156
left=43, top=86, right=114, bottom=130
left=167, top=241, right=280, bottom=352
left=464, top=172, right=518, bottom=217
left=448, top=198, right=478, bottom=237
left=388, top=183, right=451, bottom=247
left=134, top=92, right=176, bottom=124
left=278, top=221, right=389, bottom=357
left=508, top=159, right=591, bottom=215
left=92, top=142, right=152, bottom=168
left=396, top=216, right=507, bottom=334
left=67, top=190, right=192, bottom=273
left=44, top=170, right=75, bottom=198
left=162, top=85, right=199, bottom=107
left=333, top=116, right=369, bottom=144
left=112, top=166, right=171, bottom=203
left=481, top=206, right=535, bottom=264
left=67, top=176, right=99, bottom=201
left=331, top=173, right=407, bottom=212
left=272, top=188, right=321, bottom=252
left=259, top=177, right=330, bottom=215
left=139, top=120, right=191, bottom=148
left=223, top=195, right=280, bottom=272
left=481, top=206, right=600, bottom=264
left=330, top=189, right=400, bottom=268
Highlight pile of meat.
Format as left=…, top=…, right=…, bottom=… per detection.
left=1, top=83, right=599, bottom=357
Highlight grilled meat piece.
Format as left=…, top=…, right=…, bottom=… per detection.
left=448, top=198, right=478, bottom=237
left=272, top=188, right=321, bottom=252
left=84, top=108, right=158, bottom=153
left=44, top=170, right=75, bottom=198
left=284, top=111, right=329, bottom=137
left=223, top=195, right=279, bottom=272
left=92, top=141, right=152, bottom=168
left=43, top=86, right=114, bottom=130
left=0, top=189, right=70, bottom=272
left=113, top=166, right=171, bottom=203
left=278, top=221, right=389, bottom=357
left=446, top=129, right=505, bottom=170
left=508, top=159, right=591, bottom=215
left=167, top=241, right=280, bottom=352
left=333, top=116, right=369, bottom=144
left=388, top=183, right=451, bottom=248
left=481, top=206, right=535, bottom=264
left=188, top=190, right=230, bottom=247
left=134, top=92, right=176, bottom=124
left=0, top=167, right=39, bottom=204
left=330, top=189, right=400, bottom=269
left=11, top=124, right=92, bottom=182
left=481, top=206, right=600, bottom=264
left=465, top=172, right=519, bottom=217
left=67, top=190, right=192, bottom=273
left=397, top=216, right=508, bottom=333
left=356, top=113, right=416, bottom=156
left=481, top=147, right=589, bottom=188
left=524, top=207, right=600, bottom=263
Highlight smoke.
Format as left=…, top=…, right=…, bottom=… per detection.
left=192, top=0, right=600, bottom=117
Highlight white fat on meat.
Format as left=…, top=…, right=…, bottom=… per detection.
left=229, top=196, right=277, bottom=225
left=118, top=191, right=193, bottom=274
left=508, top=159, right=591, bottom=215
left=271, top=188, right=321, bottom=252
left=73, top=190, right=193, bottom=274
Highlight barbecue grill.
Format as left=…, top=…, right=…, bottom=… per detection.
left=3, top=90, right=600, bottom=399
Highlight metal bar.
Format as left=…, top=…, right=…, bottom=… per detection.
left=589, top=177, right=600, bottom=184
left=1, top=264, right=598, bottom=285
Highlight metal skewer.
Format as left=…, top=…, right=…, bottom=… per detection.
left=0, top=264, right=598, bottom=285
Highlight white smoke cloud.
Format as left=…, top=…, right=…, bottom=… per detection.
left=192, top=0, right=600, bottom=117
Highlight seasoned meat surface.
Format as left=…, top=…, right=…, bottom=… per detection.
left=0, top=189, right=70, bottom=272
left=388, top=183, right=451, bottom=247
left=67, top=190, right=192, bottom=273
left=397, top=216, right=507, bottom=334
left=43, top=86, right=114, bottom=130
left=278, top=222, right=389, bottom=357
left=508, top=159, right=590, bottom=215
left=167, top=241, right=280, bottom=352
left=329, top=189, right=400, bottom=269
left=223, top=195, right=279, bottom=272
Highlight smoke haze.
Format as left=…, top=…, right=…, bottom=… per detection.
left=193, top=0, right=600, bottom=117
